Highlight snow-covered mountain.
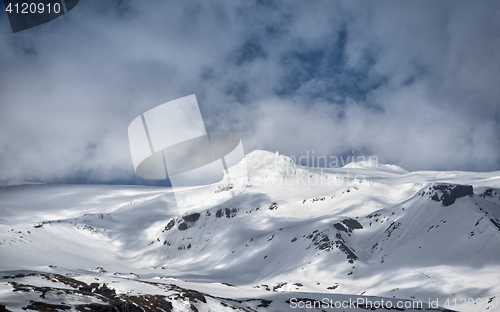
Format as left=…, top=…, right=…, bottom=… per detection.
left=1, top=150, right=499, bottom=311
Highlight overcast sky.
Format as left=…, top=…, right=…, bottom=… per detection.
left=1, top=1, right=499, bottom=184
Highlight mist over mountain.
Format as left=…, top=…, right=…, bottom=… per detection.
left=2, top=1, right=500, bottom=186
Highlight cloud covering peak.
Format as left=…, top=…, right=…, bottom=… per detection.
left=1, top=1, right=499, bottom=184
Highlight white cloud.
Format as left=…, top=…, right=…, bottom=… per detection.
left=0, top=1, right=499, bottom=184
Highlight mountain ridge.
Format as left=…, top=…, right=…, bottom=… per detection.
left=0, top=150, right=499, bottom=311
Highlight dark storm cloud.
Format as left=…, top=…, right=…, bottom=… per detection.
left=0, top=0, right=499, bottom=185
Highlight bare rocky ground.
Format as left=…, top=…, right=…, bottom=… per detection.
left=0, top=272, right=457, bottom=311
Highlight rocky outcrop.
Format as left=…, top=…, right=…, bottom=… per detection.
left=420, top=184, right=473, bottom=206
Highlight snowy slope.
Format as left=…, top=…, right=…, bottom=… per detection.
left=1, top=150, right=499, bottom=311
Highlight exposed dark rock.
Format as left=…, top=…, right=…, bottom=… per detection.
left=490, top=219, right=500, bottom=231
left=183, top=213, right=201, bottom=223
left=4, top=274, right=251, bottom=312
left=311, top=196, right=325, bottom=203
left=216, top=209, right=223, bottom=218
left=181, top=288, right=207, bottom=303
left=164, top=219, right=175, bottom=232
left=216, top=208, right=238, bottom=218
left=307, top=230, right=334, bottom=252
left=366, top=213, right=381, bottom=219
left=24, top=301, right=71, bottom=311
left=272, top=282, right=287, bottom=291
left=225, top=208, right=238, bottom=218
left=118, top=295, right=172, bottom=312
left=333, top=223, right=348, bottom=232
left=75, top=303, right=122, bottom=311
left=342, top=218, right=363, bottom=230
left=335, top=233, right=358, bottom=264
left=385, top=221, right=401, bottom=237
left=79, top=283, right=116, bottom=298
left=178, top=223, right=188, bottom=231
left=257, top=299, right=272, bottom=308
left=333, top=218, right=363, bottom=235
left=480, top=188, right=496, bottom=198
left=268, top=203, right=278, bottom=210
left=428, top=184, right=473, bottom=206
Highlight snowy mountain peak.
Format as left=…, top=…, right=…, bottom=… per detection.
left=343, top=159, right=408, bottom=173
left=246, top=150, right=305, bottom=181
left=246, top=150, right=295, bottom=167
